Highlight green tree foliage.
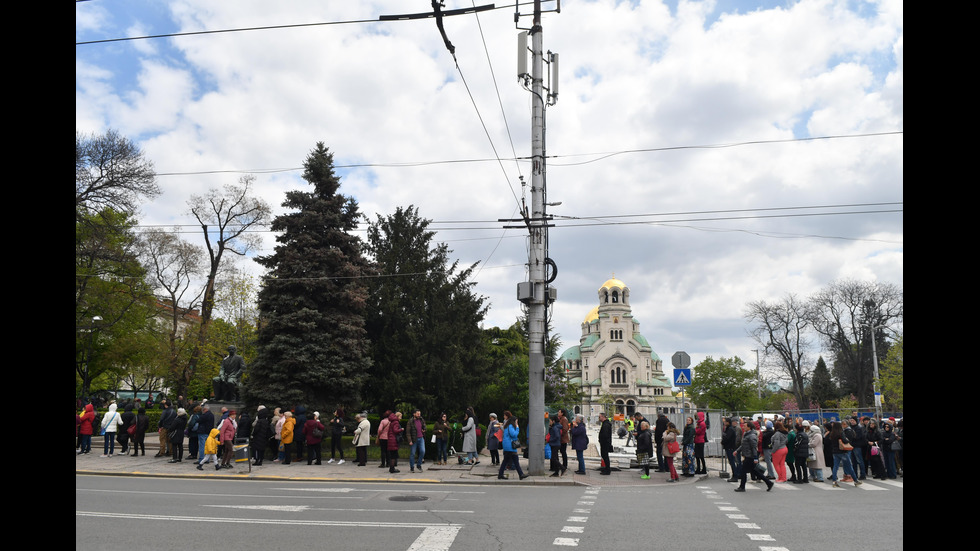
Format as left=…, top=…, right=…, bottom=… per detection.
left=76, top=208, right=155, bottom=397
left=477, top=323, right=531, bottom=421
left=879, top=336, right=903, bottom=411
left=245, top=144, right=372, bottom=412
left=809, top=356, right=838, bottom=407
left=688, top=356, right=756, bottom=411
left=476, top=318, right=572, bottom=422
left=809, top=279, right=902, bottom=408
left=363, top=206, right=489, bottom=418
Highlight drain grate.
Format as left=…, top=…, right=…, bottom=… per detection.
left=389, top=495, right=429, bottom=502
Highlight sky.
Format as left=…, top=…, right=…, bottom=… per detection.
left=76, top=0, right=903, bottom=386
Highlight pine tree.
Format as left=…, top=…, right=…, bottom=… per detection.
left=363, top=205, right=489, bottom=418
left=809, top=356, right=838, bottom=407
left=245, top=143, right=372, bottom=412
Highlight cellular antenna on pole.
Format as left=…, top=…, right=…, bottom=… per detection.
left=513, top=0, right=559, bottom=477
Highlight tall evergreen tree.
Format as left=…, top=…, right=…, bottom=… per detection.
left=363, top=206, right=489, bottom=418
left=809, top=356, right=837, bottom=407
left=245, top=143, right=372, bottom=412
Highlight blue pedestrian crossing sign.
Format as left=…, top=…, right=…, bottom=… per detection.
left=673, top=368, right=692, bottom=386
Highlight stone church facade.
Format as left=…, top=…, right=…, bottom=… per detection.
left=559, top=277, right=687, bottom=419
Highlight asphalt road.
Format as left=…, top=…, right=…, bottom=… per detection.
left=75, top=474, right=902, bottom=550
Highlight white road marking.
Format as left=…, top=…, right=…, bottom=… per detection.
left=562, top=526, right=585, bottom=533
left=747, top=534, right=776, bottom=541
left=553, top=537, right=579, bottom=546
left=407, top=526, right=461, bottom=551
left=203, top=505, right=472, bottom=513
left=77, top=512, right=461, bottom=551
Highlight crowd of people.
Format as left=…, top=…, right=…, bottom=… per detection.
left=720, top=414, right=904, bottom=492
left=75, top=399, right=521, bottom=477
left=77, top=398, right=902, bottom=488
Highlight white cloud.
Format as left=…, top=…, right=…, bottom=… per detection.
left=76, top=0, right=902, bottom=377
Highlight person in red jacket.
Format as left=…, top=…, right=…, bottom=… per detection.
left=77, top=404, right=96, bottom=454
left=219, top=410, right=238, bottom=469
left=386, top=412, right=403, bottom=473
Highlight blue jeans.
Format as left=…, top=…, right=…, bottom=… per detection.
left=851, top=447, right=866, bottom=478
left=103, top=432, right=116, bottom=455
left=437, top=439, right=448, bottom=462
left=576, top=449, right=585, bottom=472
left=882, top=448, right=897, bottom=478
left=410, top=439, right=425, bottom=468
left=831, top=452, right=856, bottom=481
left=725, top=449, right=740, bottom=478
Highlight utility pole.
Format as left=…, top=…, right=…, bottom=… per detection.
left=512, top=0, right=559, bottom=476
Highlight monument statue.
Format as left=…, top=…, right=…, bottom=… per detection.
left=212, top=345, right=245, bottom=401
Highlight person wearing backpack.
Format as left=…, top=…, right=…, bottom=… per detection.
left=304, top=411, right=326, bottom=465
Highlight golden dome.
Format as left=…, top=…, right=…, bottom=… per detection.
left=584, top=305, right=599, bottom=324
left=600, top=277, right=627, bottom=290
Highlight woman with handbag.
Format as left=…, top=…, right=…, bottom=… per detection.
left=806, top=423, right=826, bottom=482
left=497, top=412, right=527, bottom=480
left=487, top=413, right=501, bottom=466
left=117, top=403, right=135, bottom=456
left=635, top=421, right=654, bottom=480
left=353, top=413, right=371, bottom=466
left=100, top=402, right=122, bottom=457
left=304, top=411, right=326, bottom=465
left=662, top=422, right=681, bottom=482
left=828, top=421, right=862, bottom=487
left=681, top=417, right=696, bottom=476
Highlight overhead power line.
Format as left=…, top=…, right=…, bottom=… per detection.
left=154, top=131, right=903, bottom=177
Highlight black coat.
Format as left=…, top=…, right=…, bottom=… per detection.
left=170, top=414, right=187, bottom=444
left=599, top=419, right=612, bottom=452
left=252, top=409, right=272, bottom=443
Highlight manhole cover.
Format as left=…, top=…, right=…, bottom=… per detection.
left=389, top=495, right=429, bottom=502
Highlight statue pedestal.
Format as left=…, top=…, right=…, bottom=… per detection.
left=204, top=400, right=245, bottom=414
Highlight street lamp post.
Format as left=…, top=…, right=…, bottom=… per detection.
left=862, top=322, right=886, bottom=420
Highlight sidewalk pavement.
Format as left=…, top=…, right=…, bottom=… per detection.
left=75, top=442, right=717, bottom=487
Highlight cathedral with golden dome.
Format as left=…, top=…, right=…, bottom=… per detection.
left=559, top=276, right=679, bottom=419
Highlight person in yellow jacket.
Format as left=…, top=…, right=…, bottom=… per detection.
left=197, top=428, right=221, bottom=471
left=281, top=411, right=296, bottom=465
